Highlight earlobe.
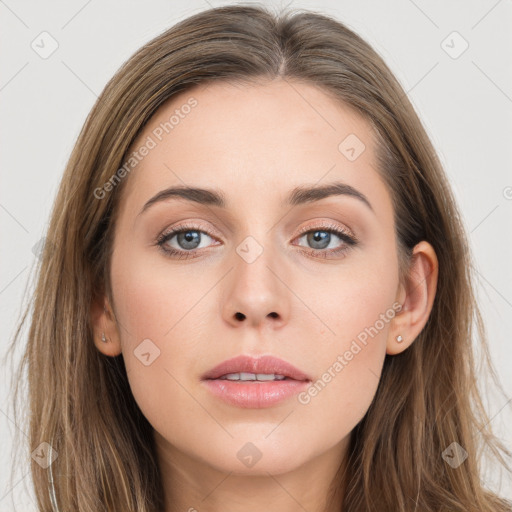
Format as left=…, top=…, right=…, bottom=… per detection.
left=386, top=240, right=439, bottom=355
left=90, top=297, right=123, bottom=357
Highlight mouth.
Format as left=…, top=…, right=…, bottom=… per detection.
left=211, top=372, right=294, bottom=381
left=201, top=355, right=311, bottom=408
left=201, top=354, right=312, bottom=382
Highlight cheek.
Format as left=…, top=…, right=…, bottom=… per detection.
left=109, top=248, right=206, bottom=421
left=111, top=244, right=230, bottom=439
left=110, top=244, right=208, bottom=343
left=296, top=257, right=398, bottom=433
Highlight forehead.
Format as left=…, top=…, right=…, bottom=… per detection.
left=117, top=79, right=389, bottom=220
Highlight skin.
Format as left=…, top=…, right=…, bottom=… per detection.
left=91, top=79, right=438, bottom=512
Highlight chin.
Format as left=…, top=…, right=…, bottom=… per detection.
left=197, top=437, right=314, bottom=476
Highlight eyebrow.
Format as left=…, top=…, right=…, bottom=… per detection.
left=138, top=181, right=374, bottom=216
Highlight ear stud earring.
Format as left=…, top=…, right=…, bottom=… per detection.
left=102, top=305, right=109, bottom=342
left=396, top=335, right=403, bottom=343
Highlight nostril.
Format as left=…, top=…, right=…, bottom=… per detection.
left=234, top=312, right=245, bottom=321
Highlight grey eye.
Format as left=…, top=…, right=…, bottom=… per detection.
left=305, top=231, right=331, bottom=250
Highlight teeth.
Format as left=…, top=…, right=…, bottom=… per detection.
left=220, top=372, right=287, bottom=381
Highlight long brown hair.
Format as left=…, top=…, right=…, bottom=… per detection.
left=5, top=4, right=511, bottom=511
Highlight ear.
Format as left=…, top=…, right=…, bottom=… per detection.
left=387, top=240, right=439, bottom=355
left=90, top=294, right=122, bottom=357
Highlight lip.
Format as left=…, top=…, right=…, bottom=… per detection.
left=201, top=355, right=312, bottom=409
left=201, top=355, right=312, bottom=381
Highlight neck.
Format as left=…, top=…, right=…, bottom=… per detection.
left=155, top=432, right=350, bottom=512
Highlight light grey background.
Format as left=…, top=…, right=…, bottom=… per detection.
left=1, top=0, right=511, bottom=509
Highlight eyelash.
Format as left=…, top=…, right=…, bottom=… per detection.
left=154, top=222, right=358, bottom=260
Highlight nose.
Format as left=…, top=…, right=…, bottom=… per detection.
left=221, top=243, right=290, bottom=330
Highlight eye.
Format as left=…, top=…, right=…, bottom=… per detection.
left=293, top=223, right=358, bottom=258
left=156, top=223, right=219, bottom=259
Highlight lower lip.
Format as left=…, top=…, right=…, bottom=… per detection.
left=202, top=379, right=311, bottom=408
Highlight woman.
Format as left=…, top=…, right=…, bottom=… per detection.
left=7, top=4, right=511, bottom=511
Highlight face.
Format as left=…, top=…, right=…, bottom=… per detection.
left=102, top=79, right=406, bottom=477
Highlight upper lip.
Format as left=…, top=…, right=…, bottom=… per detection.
left=201, top=355, right=311, bottom=381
